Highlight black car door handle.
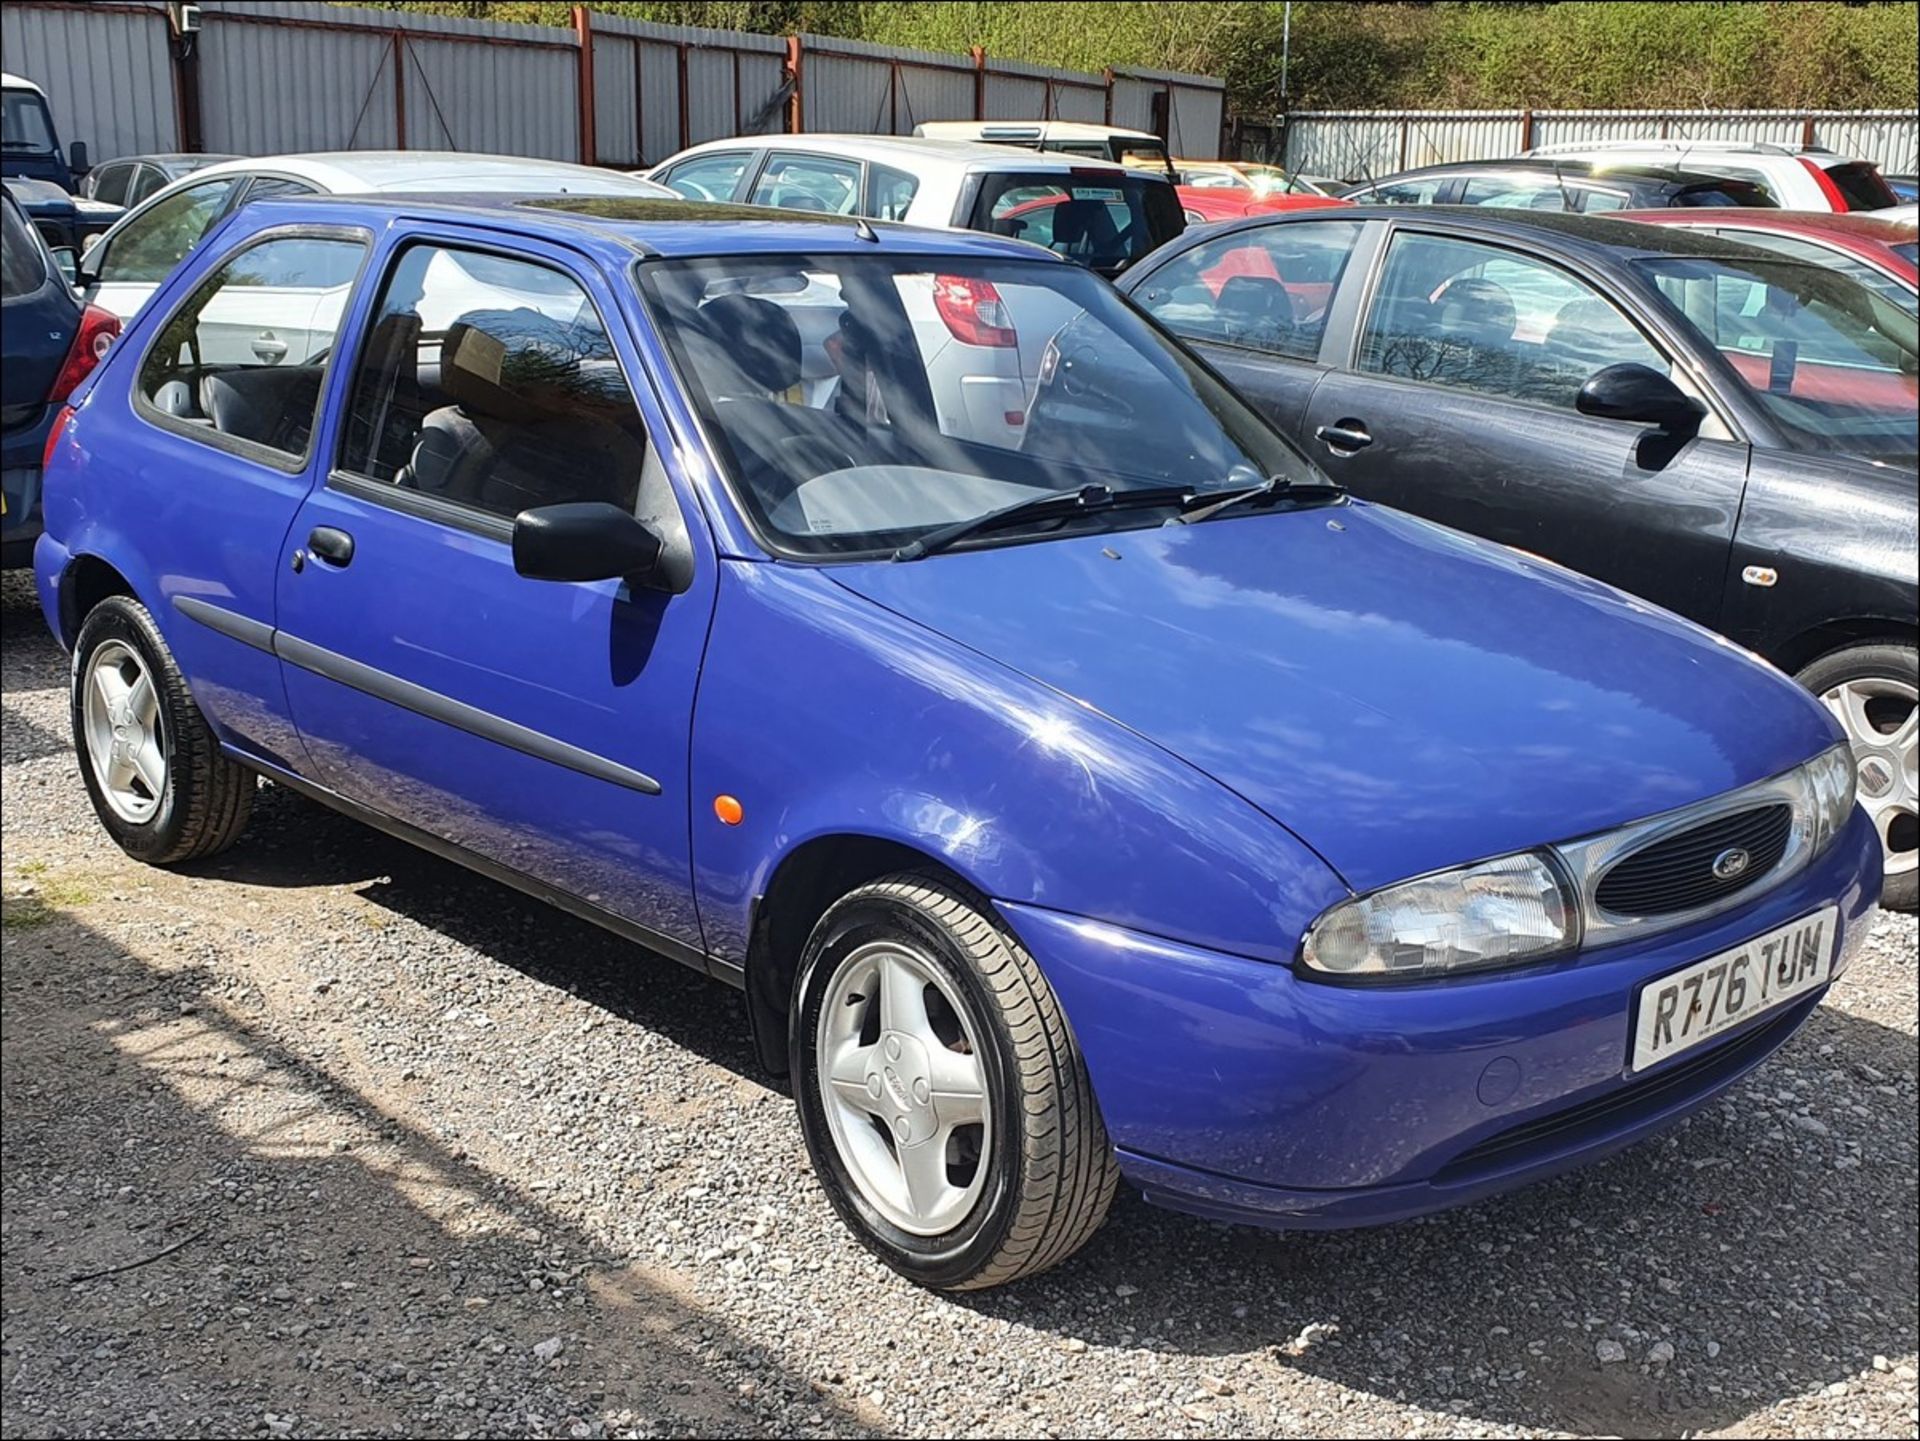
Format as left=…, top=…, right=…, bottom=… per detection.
left=307, top=526, right=354, bottom=566
left=1315, top=421, right=1374, bottom=453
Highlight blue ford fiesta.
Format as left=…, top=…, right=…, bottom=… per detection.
left=34, top=194, right=1881, bottom=1290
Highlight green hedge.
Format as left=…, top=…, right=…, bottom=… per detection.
left=377, top=2, right=1920, bottom=113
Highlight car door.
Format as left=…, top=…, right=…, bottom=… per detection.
left=106, top=222, right=373, bottom=771
left=1301, top=225, right=1751, bottom=628
left=748, top=151, right=864, bottom=216
left=272, top=226, right=717, bottom=955
left=84, top=173, right=246, bottom=321
left=1130, top=216, right=1372, bottom=437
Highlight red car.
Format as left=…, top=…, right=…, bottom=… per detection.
left=1175, top=186, right=1349, bottom=225
left=1619, top=209, right=1918, bottom=313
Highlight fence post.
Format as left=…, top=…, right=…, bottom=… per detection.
left=786, top=35, right=804, bottom=132
left=1103, top=68, right=1114, bottom=125
left=971, top=46, right=985, bottom=121
left=572, top=5, right=595, bottom=165
left=392, top=29, right=406, bottom=148
left=169, top=5, right=204, bottom=152
left=1519, top=107, right=1533, bottom=152
left=677, top=42, right=690, bottom=150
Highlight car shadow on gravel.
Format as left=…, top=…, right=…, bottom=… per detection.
left=182, top=777, right=1918, bottom=1437
left=0, top=905, right=877, bottom=1438
left=960, top=994, right=1919, bottom=1438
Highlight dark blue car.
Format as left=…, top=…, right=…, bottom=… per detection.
left=2, top=188, right=118, bottom=567
left=32, top=193, right=1882, bottom=1289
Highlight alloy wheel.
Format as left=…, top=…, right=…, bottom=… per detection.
left=81, top=639, right=166, bottom=825
left=1820, top=676, right=1918, bottom=881
left=815, top=940, right=992, bottom=1237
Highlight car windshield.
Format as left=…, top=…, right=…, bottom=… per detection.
left=1633, top=251, right=1919, bottom=462
left=639, top=253, right=1317, bottom=559
left=1, top=89, right=57, bottom=154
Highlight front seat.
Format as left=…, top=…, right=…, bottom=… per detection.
left=407, top=308, right=644, bottom=516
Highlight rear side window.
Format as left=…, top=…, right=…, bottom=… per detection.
left=137, top=233, right=366, bottom=462
left=1134, top=219, right=1365, bottom=361
left=868, top=164, right=919, bottom=222
left=243, top=176, right=321, bottom=203
left=659, top=151, right=750, bottom=202
left=97, top=177, right=241, bottom=284
left=1459, top=173, right=1574, bottom=211
left=1824, top=163, right=1897, bottom=211
left=969, top=172, right=1181, bottom=274
left=337, top=243, right=645, bottom=523
left=1673, top=182, right=1776, bottom=209
left=1351, top=177, right=1447, bottom=206
left=89, top=163, right=132, bottom=207
left=2, top=199, right=49, bottom=299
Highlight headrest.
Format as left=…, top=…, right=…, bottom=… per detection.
left=1216, top=274, right=1293, bottom=324
left=1432, top=277, right=1516, bottom=343
left=440, top=309, right=567, bottom=423
left=698, top=293, right=802, bottom=394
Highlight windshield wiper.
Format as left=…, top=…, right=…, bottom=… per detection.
left=892, top=483, right=1192, bottom=562
left=1176, top=473, right=1345, bottom=525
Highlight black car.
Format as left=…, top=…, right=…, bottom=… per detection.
left=1120, top=206, right=1918, bottom=907
left=1341, top=157, right=1778, bottom=212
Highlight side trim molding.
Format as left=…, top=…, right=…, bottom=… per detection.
left=272, top=633, right=663, bottom=797
left=175, top=596, right=662, bottom=797
left=174, top=595, right=275, bottom=653
left=227, top=747, right=734, bottom=986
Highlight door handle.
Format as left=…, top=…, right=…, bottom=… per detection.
left=251, top=332, right=287, bottom=363
left=1315, top=421, right=1373, bottom=454
left=307, top=526, right=354, bottom=567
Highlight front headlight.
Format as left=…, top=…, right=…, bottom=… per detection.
left=1299, top=851, right=1577, bottom=981
left=1805, top=742, right=1858, bottom=850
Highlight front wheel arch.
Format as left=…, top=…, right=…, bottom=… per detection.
left=743, top=833, right=979, bottom=1077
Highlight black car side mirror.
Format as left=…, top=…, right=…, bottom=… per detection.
left=513, top=502, right=668, bottom=590
left=1576, top=362, right=1706, bottom=434
left=68, top=140, right=89, bottom=177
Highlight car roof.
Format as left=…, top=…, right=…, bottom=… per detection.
left=1162, top=205, right=1799, bottom=265
left=185, top=150, right=673, bottom=194
left=1, top=72, right=46, bottom=95
left=917, top=120, right=1161, bottom=143
left=1354, top=157, right=1751, bottom=188
left=664, top=132, right=1142, bottom=176
left=1617, top=208, right=1919, bottom=244
left=241, top=192, right=1063, bottom=264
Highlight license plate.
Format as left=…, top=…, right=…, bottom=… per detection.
left=1629, top=907, right=1836, bottom=1074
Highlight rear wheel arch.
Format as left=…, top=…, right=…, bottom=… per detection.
left=59, top=553, right=138, bottom=649
left=743, top=833, right=981, bottom=1076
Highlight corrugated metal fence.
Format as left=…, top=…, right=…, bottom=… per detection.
left=1282, top=109, right=1920, bottom=182
left=3, top=1, right=1226, bottom=168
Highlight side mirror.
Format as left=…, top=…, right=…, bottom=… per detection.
left=1576, top=362, right=1706, bottom=433
left=48, top=246, right=79, bottom=285
left=512, top=502, right=666, bottom=589
left=67, top=140, right=89, bottom=177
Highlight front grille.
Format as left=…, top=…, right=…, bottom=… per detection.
left=1435, top=1000, right=1811, bottom=1182
left=1594, top=803, right=1793, bottom=918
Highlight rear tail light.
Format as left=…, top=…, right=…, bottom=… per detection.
left=932, top=275, right=1017, bottom=348
left=50, top=304, right=122, bottom=404
left=1796, top=156, right=1850, bottom=211
left=42, top=404, right=76, bottom=473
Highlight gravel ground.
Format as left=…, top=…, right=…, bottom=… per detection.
left=2, top=568, right=1916, bottom=1441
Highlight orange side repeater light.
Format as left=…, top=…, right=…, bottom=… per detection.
left=713, top=795, right=744, bottom=826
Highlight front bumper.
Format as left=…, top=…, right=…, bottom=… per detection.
left=999, top=804, right=1881, bottom=1230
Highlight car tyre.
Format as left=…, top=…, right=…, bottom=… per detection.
left=71, top=595, right=254, bottom=865
left=1796, top=642, right=1917, bottom=912
left=791, top=872, right=1117, bottom=1289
